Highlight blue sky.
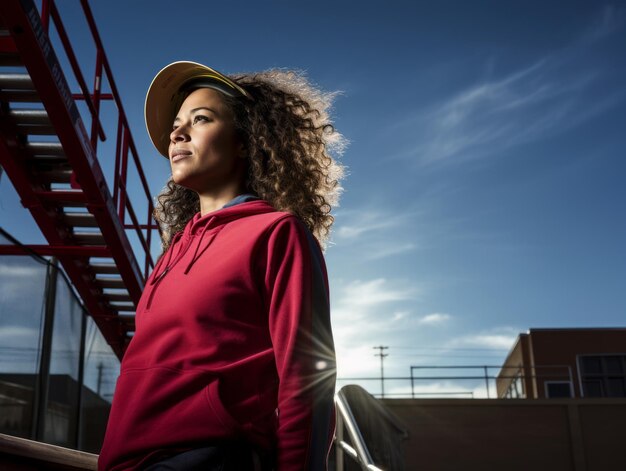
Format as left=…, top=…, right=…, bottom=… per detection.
left=1, top=1, right=625, bottom=397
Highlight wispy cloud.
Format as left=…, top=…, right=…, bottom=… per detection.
left=417, top=312, right=451, bottom=326
left=580, top=5, right=626, bottom=44
left=334, top=208, right=411, bottom=240
left=392, top=8, right=626, bottom=166
left=445, top=326, right=520, bottom=351
left=336, top=278, right=417, bottom=311
left=365, top=242, right=417, bottom=260
left=413, top=63, right=615, bottom=164
left=332, top=207, right=423, bottom=260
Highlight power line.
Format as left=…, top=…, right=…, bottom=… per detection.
left=389, top=346, right=509, bottom=352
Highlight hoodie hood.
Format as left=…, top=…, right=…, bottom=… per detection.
left=150, top=199, right=276, bottom=286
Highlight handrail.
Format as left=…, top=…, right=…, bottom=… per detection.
left=40, top=0, right=158, bottom=279
left=334, top=385, right=408, bottom=471
left=46, top=1, right=106, bottom=142
left=335, top=390, right=381, bottom=471
left=0, top=432, right=97, bottom=470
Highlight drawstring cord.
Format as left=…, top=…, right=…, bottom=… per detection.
left=149, top=230, right=188, bottom=285
left=150, top=232, right=179, bottom=285
left=150, top=216, right=225, bottom=283
left=184, top=217, right=225, bottom=274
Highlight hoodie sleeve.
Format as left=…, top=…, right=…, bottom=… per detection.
left=263, top=216, right=336, bottom=471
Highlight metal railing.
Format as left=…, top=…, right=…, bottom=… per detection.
left=40, top=0, right=158, bottom=279
left=334, top=385, right=408, bottom=471
left=337, top=364, right=574, bottom=399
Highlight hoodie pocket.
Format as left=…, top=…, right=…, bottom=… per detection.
left=205, top=380, right=241, bottom=433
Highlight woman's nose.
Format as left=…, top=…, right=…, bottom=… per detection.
left=170, top=125, right=189, bottom=143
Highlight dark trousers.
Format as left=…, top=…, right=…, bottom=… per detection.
left=143, top=443, right=272, bottom=471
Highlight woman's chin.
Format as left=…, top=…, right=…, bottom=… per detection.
left=171, top=172, right=193, bottom=188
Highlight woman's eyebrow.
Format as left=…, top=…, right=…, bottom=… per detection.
left=190, top=106, right=218, bottom=115
left=173, top=107, right=218, bottom=123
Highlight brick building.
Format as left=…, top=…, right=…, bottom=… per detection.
left=496, top=328, right=626, bottom=399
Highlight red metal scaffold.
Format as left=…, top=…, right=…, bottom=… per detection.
left=0, top=0, right=157, bottom=359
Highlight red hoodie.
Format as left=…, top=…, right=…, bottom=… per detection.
left=98, top=199, right=336, bottom=470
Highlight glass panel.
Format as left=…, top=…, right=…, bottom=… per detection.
left=79, top=316, right=120, bottom=453
left=607, top=378, right=626, bottom=398
left=581, top=357, right=602, bottom=374
left=515, top=375, right=525, bottom=396
left=583, top=380, right=604, bottom=397
left=0, top=254, right=48, bottom=438
left=44, top=272, right=83, bottom=447
left=547, top=382, right=572, bottom=398
left=604, top=356, right=624, bottom=375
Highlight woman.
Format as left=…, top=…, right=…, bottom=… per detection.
left=98, top=61, right=344, bottom=471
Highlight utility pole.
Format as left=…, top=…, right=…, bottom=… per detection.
left=373, top=346, right=389, bottom=398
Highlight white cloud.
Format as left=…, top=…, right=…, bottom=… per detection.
left=0, top=325, right=39, bottom=342
left=446, top=326, right=520, bottom=351
left=417, top=313, right=451, bottom=326
left=0, top=263, right=43, bottom=277
left=331, top=278, right=421, bottom=363
left=340, top=278, right=416, bottom=307
left=365, top=243, right=417, bottom=260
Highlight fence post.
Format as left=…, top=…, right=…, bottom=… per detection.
left=33, top=257, right=58, bottom=440
left=484, top=365, right=490, bottom=399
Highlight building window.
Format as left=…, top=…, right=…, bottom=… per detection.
left=545, top=381, right=572, bottom=398
left=579, top=355, right=626, bottom=398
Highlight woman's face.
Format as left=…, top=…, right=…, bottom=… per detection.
left=169, top=88, right=245, bottom=195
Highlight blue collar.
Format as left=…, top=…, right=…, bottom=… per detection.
left=222, top=194, right=260, bottom=208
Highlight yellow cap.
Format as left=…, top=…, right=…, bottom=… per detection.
left=145, top=61, right=251, bottom=157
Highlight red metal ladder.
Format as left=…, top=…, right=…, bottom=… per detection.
left=0, top=0, right=156, bottom=359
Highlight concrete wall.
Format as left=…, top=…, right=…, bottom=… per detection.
left=381, top=398, right=626, bottom=471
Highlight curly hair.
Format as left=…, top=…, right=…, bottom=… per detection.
left=153, top=69, right=345, bottom=251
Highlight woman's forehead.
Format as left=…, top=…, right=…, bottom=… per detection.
left=175, top=88, right=229, bottom=117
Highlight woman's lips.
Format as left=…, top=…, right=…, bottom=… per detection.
left=170, top=151, right=192, bottom=163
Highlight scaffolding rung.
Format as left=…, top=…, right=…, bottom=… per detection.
left=9, top=109, right=50, bottom=125
left=34, top=190, right=87, bottom=205
left=91, top=263, right=120, bottom=275
left=38, top=168, right=72, bottom=184
left=28, top=154, right=69, bottom=166
left=73, top=231, right=105, bottom=245
left=26, top=142, right=65, bottom=156
left=16, top=124, right=56, bottom=135
left=118, top=315, right=136, bottom=326
left=0, top=73, right=34, bottom=90
left=0, top=52, right=22, bottom=67
left=101, top=292, right=130, bottom=302
left=97, top=278, right=125, bottom=289
left=63, top=212, right=98, bottom=227
left=110, top=304, right=135, bottom=313
left=0, top=89, right=40, bottom=102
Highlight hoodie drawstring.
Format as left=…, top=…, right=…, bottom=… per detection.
left=184, top=217, right=225, bottom=274
left=150, top=231, right=184, bottom=285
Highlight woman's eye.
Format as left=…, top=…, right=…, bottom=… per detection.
left=193, top=115, right=210, bottom=124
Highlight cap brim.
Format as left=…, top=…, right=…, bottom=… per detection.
left=144, top=61, right=250, bottom=158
